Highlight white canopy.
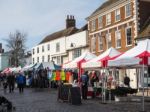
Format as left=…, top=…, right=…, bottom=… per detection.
left=62, top=52, right=97, bottom=69
left=22, top=64, right=36, bottom=71
left=13, top=66, right=22, bottom=73
left=108, top=39, right=150, bottom=67
left=82, top=47, right=121, bottom=68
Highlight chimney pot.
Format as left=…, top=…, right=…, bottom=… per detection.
left=66, top=15, right=76, bottom=29
left=67, top=15, right=69, bottom=19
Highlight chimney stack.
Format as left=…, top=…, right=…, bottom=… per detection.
left=66, top=15, right=76, bottom=29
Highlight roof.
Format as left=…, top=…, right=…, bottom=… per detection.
left=88, top=0, right=119, bottom=19
left=77, top=24, right=87, bottom=33
left=1, top=51, right=11, bottom=56
left=39, top=27, right=78, bottom=44
left=137, top=17, right=150, bottom=39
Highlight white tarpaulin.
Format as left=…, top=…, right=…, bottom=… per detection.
left=108, top=39, right=150, bottom=67
left=82, top=47, right=121, bottom=68
left=62, top=52, right=96, bottom=69
left=22, top=64, right=36, bottom=71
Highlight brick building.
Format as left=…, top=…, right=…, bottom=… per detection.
left=87, top=0, right=150, bottom=55
left=86, top=0, right=150, bottom=88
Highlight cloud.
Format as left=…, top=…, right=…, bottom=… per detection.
left=0, top=0, right=105, bottom=50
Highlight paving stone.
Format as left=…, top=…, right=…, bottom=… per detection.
left=0, top=88, right=150, bottom=112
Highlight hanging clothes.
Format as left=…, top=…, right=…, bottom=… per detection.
left=56, top=70, right=60, bottom=81
left=66, top=71, right=71, bottom=82
left=69, top=72, right=73, bottom=83
left=47, top=70, right=52, bottom=79
left=60, top=70, right=65, bottom=81
left=52, top=71, right=56, bottom=81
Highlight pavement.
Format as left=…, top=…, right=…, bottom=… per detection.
left=0, top=87, right=150, bottom=112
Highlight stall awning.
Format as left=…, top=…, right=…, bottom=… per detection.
left=108, top=39, right=150, bottom=67
left=62, top=52, right=97, bottom=69
left=82, top=47, right=121, bottom=68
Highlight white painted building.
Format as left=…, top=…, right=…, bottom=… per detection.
left=66, top=30, right=89, bottom=62
left=20, top=51, right=32, bottom=66
left=0, top=52, right=10, bottom=71
left=32, top=15, right=89, bottom=65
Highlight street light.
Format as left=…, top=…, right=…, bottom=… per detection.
left=70, top=42, right=76, bottom=48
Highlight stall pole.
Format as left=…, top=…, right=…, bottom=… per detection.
left=103, top=67, right=108, bottom=104
left=109, top=88, right=111, bottom=103
left=101, top=73, right=104, bottom=102
left=146, top=67, right=149, bottom=96
left=141, top=64, right=145, bottom=112
left=104, top=68, right=106, bottom=103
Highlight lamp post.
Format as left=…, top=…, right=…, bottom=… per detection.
left=70, top=42, right=81, bottom=82
left=70, top=42, right=76, bottom=48
left=70, top=42, right=76, bottom=59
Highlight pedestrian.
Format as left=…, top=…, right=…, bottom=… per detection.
left=7, top=72, right=15, bottom=93
left=124, top=74, right=130, bottom=87
left=72, top=79, right=78, bottom=87
left=0, top=73, right=2, bottom=87
left=107, top=73, right=113, bottom=89
left=80, top=71, right=89, bottom=100
left=47, top=68, right=52, bottom=88
left=90, top=71, right=99, bottom=87
left=16, top=72, right=26, bottom=93
left=3, top=78, right=8, bottom=93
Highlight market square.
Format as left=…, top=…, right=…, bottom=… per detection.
left=0, top=0, right=150, bottom=112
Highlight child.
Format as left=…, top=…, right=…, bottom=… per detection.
left=3, top=79, right=8, bottom=93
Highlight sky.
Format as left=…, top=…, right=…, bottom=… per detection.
left=0, top=0, right=106, bottom=51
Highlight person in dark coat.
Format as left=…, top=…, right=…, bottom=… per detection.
left=3, top=79, right=8, bottom=93
left=7, top=72, right=15, bottom=93
left=80, top=71, right=89, bottom=99
left=124, top=74, right=130, bottom=87
left=16, top=72, right=26, bottom=93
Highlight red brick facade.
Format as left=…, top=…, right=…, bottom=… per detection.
left=87, top=0, right=150, bottom=55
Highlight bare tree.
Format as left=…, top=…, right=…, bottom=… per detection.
left=5, top=30, right=27, bottom=67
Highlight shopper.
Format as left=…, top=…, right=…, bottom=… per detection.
left=3, top=79, right=8, bottom=93
left=81, top=71, right=89, bottom=99
left=7, top=72, right=15, bottom=93
left=124, top=74, right=130, bottom=87
left=16, top=72, right=26, bottom=93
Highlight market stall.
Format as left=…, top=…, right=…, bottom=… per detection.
left=1, top=66, right=22, bottom=74
left=22, top=64, right=36, bottom=71
left=1, top=67, right=12, bottom=74
left=62, top=52, right=97, bottom=81
left=40, top=62, right=61, bottom=70
left=108, top=39, right=150, bottom=111
left=82, top=47, right=121, bottom=68
left=81, top=47, right=122, bottom=101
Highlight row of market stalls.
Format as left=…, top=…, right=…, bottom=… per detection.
left=62, top=47, right=122, bottom=81
left=1, top=66, right=22, bottom=74
left=62, top=39, right=150, bottom=111
left=1, top=62, right=61, bottom=74
left=62, top=39, right=150, bottom=86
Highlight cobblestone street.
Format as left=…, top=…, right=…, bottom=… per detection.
left=0, top=88, right=150, bottom=112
